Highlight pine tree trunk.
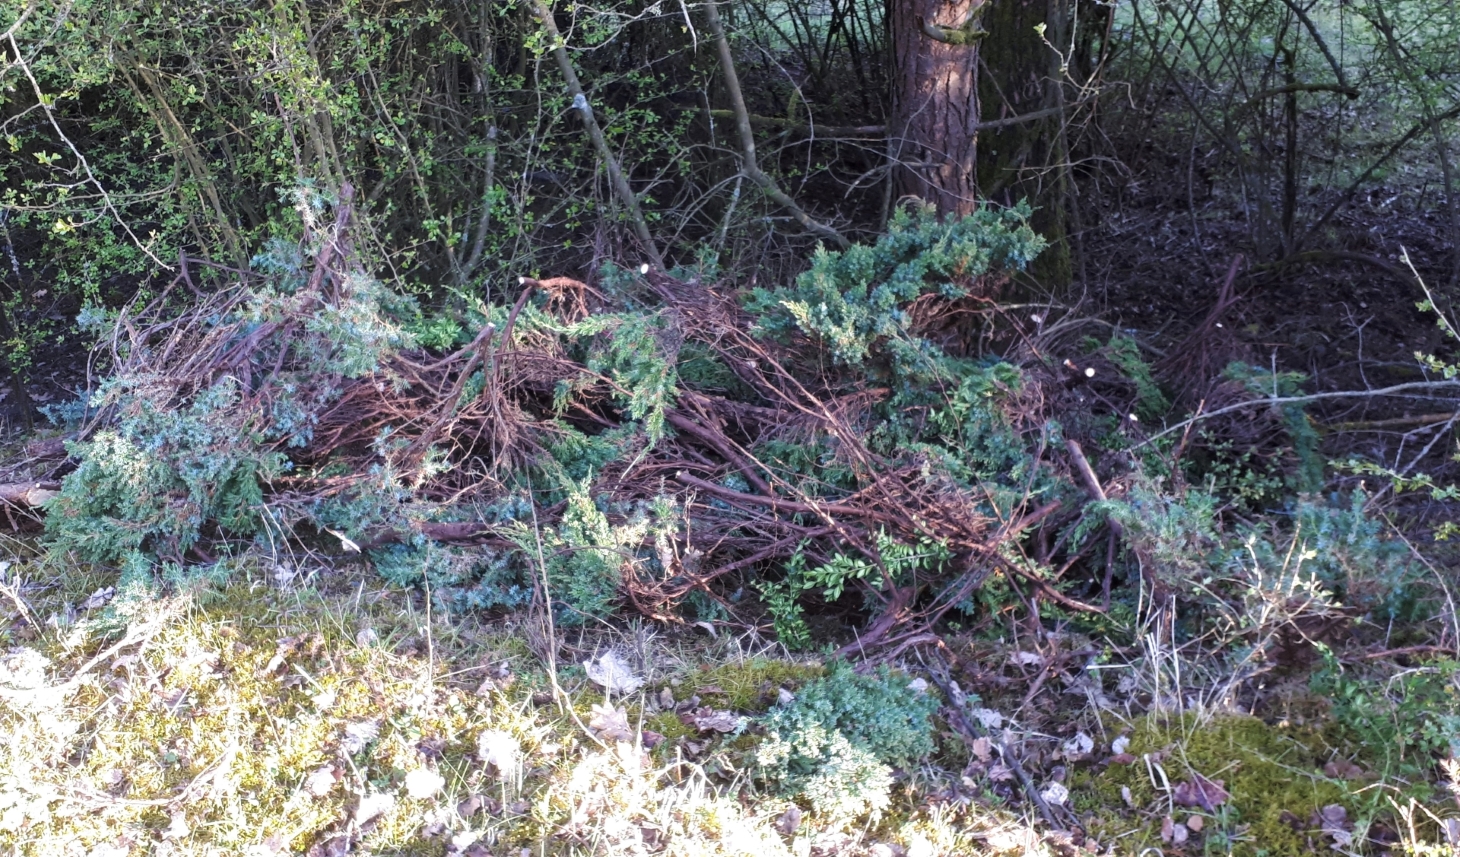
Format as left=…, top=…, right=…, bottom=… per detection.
left=888, top=0, right=983, bottom=216
left=978, top=0, right=1074, bottom=285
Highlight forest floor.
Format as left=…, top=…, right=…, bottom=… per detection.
left=1, top=530, right=1456, bottom=857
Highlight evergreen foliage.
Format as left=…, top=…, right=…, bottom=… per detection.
left=757, top=662, right=939, bottom=820
left=747, top=202, right=1045, bottom=377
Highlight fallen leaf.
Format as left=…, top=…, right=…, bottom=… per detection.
left=641, top=730, right=665, bottom=749
left=325, top=528, right=361, bottom=553
left=1010, top=651, right=1043, bottom=667
left=584, top=651, right=643, bottom=694
left=81, top=587, right=115, bottom=611
left=971, top=736, right=993, bottom=763
left=588, top=702, right=634, bottom=742
left=262, top=635, right=304, bottom=675
left=1312, top=804, right=1352, bottom=848
left=775, top=805, right=802, bottom=835
left=306, top=833, right=352, bottom=857
left=341, top=720, right=380, bottom=754
left=1160, top=816, right=1174, bottom=843
left=776, top=687, right=795, bottom=706
left=1108, top=752, right=1137, bottom=765
left=1172, top=774, right=1229, bottom=810
left=987, top=763, right=1014, bottom=783
left=1111, top=735, right=1130, bottom=755
left=163, top=810, right=189, bottom=840
left=682, top=706, right=743, bottom=733
left=353, top=792, right=396, bottom=828
left=1172, top=820, right=1189, bottom=844
left=303, top=764, right=339, bottom=797
left=1186, top=815, right=1205, bottom=833
left=658, top=687, right=676, bottom=709
left=456, top=794, right=486, bottom=818
left=1322, top=758, right=1364, bottom=780
left=972, top=707, right=1003, bottom=730
left=1039, top=782, right=1069, bottom=806
left=1061, top=731, right=1094, bottom=758
left=404, top=768, right=444, bottom=800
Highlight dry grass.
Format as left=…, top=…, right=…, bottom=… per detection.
left=0, top=555, right=1047, bottom=857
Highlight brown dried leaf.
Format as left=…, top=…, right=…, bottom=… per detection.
left=1172, top=774, right=1229, bottom=810
left=588, top=703, right=634, bottom=742
left=970, top=736, right=992, bottom=763
left=775, top=806, right=802, bottom=836
left=682, top=707, right=742, bottom=733
left=1322, top=758, right=1365, bottom=780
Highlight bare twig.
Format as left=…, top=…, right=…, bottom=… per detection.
left=528, top=0, right=665, bottom=269
left=1138, top=380, right=1460, bottom=448
left=703, top=0, right=850, bottom=249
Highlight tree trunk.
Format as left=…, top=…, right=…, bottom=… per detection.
left=978, top=0, right=1074, bottom=286
left=888, top=0, right=984, bottom=216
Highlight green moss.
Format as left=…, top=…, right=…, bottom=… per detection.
left=693, top=658, right=824, bottom=712
left=645, top=710, right=694, bottom=744
left=1076, top=713, right=1354, bottom=856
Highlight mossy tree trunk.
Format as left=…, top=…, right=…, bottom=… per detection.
left=977, top=0, right=1075, bottom=287
left=888, top=0, right=1078, bottom=287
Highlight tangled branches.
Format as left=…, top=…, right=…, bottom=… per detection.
left=47, top=193, right=1122, bottom=648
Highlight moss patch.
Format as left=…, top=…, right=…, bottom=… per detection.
left=691, top=658, right=824, bottom=712
left=1074, top=712, right=1355, bottom=856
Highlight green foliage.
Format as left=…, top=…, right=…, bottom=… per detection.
left=1222, top=362, right=1325, bottom=494
left=559, top=311, right=680, bottom=444
left=747, top=202, right=1045, bottom=378
left=1103, top=472, right=1420, bottom=635
left=511, top=478, right=689, bottom=625
left=1104, top=334, right=1170, bottom=420
left=46, top=379, right=284, bottom=574
left=372, top=542, right=529, bottom=612
left=760, top=533, right=953, bottom=650
left=45, top=206, right=412, bottom=582
left=756, top=662, right=939, bottom=821
left=1313, top=651, right=1459, bottom=785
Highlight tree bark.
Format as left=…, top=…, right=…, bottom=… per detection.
left=889, top=0, right=985, bottom=216
left=978, top=0, right=1074, bottom=286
